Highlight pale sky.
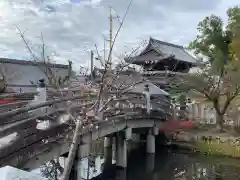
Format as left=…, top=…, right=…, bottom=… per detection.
left=0, top=0, right=239, bottom=71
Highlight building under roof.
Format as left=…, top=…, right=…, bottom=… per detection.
left=126, top=81, right=169, bottom=96
left=125, top=37, right=198, bottom=72
left=0, top=58, right=70, bottom=92
left=92, top=67, right=169, bottom=97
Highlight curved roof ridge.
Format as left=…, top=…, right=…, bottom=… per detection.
left=150, top=37, right=184, bottom=49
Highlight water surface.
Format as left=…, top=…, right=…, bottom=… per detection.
left=92, top=147, right=240, bottom=180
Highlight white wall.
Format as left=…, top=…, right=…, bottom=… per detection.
left=1, top=62, right=69, bottom=92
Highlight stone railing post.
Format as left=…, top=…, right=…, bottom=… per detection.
left=144, top=84, right=151, bottom=114
left=187, top=103, right=193, bottom=120
left=200, top=104, right=205, bottom=122
left=195, top=102, right=201, bottom=121
left=103, top=136, right=113, bottom=170
left=30, top=78, right=47, bottom=116
left=211, top=108, right=217, bottom=124
left=146, top=128, right=155, bottom=154
left=203, top=104, right=208, bottom=123
left=125, top=127, right=132, bottom=140
left=191, top=103, right=196, bottom=120
left=193, top=103, right=199, bottom=120
left=35, top=78, right=47, bottom=104
left=172, top=103, right=177, bottom=120
left=116, top=134, right=127, bottom=168
left=234, top=106, right=240, bottom=133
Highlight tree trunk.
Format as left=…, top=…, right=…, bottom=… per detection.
left=61, top=119, right=82, bottom=180
left=216, top=112, right=224, bottom=132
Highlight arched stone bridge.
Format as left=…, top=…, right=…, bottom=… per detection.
left=0, top=88, right=172, bottom=171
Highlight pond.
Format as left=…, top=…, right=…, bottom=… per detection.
left=38, top=143, right=240, bottom=179
left=89, top=146, right=240, bottom=180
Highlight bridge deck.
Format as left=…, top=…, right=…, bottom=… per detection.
left=0, top=90, right=172, bottom=169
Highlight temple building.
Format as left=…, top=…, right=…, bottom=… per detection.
left=125, top=37, right=198, bottom=73
left=124, top=37, right=199, bottom=90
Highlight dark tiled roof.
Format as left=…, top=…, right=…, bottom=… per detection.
left=0, top=58, right=69, bottom=69
left=125, top=37, right=198, bottom=65
left=150, top=38, right=197, bottom=64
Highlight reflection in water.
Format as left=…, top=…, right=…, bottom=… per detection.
left=86, top=147, right=240, bottom=180
left=73, top=156, right=105, bottom=179
left=145, top=154, right=155, bottom=173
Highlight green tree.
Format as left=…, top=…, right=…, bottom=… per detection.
left=228, top=6, right=240, bottom=60
left=172, top=6, right=240, bottom=132
left=231, top=31, right=240, bottom=60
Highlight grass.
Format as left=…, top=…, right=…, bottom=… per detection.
left=186, top=152, right=240, bottom=168
left=196, top=140, right=240, bottom=158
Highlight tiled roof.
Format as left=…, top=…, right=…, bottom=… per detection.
left=126, top=81, right=169, bottom=95
left=150, top=38, right=198, bottom=64
left=125, top=37, right=198, bottom=65
left=0, top=58, right=69, bottom=69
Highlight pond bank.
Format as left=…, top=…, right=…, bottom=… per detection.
left=167, top=129, right=240, bottom=158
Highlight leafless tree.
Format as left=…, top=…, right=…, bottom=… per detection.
left=60, top=0, right=138, bottom=179
left=14, top=25, right=76, bottom=179
left=16, top=27, right=73, bottom=90
left=170, top=58, right=240, bottom=132
left=8, top=0, right=151, bottom=179
left=40, top=159, right=64, bottom=180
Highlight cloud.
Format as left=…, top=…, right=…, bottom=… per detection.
left=0, top=0, right=239, bottom=72
left=156, top=0, right=220, bottom=11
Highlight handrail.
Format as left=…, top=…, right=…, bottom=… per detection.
left=0, top=92, right=38, bottom=99
left=0, top=94, right=97, bottom=119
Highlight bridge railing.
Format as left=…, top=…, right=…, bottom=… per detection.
left=0, top=86, right=172, bottom=168
left=0, top=87, right=172, bottom=135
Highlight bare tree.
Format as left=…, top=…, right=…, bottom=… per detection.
left=16, top=27, right=73, bottom=90
left=10, top=1, right=147, bottom=179
left=14, top=25, right=75, bottom=180
left=60, top=1, right=136, bottom=179
left=40, top=159, right=64, bottom=180
left=170, top=58, right=240, bottom=132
